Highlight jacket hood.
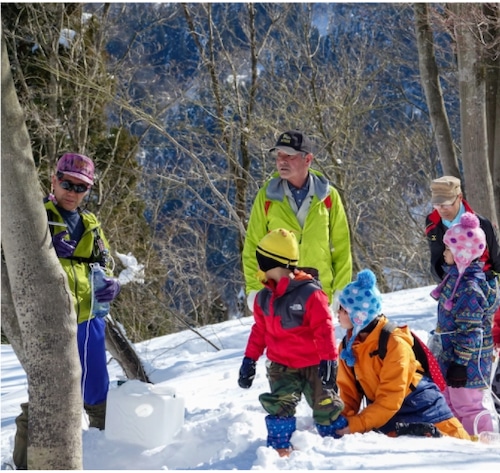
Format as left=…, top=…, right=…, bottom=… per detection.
left=266, top=169, right=330, bottom=202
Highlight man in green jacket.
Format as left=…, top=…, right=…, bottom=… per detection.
left=242, top=130, right=352, bottom=307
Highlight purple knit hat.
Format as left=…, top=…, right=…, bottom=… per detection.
left=430, top=213, right=486, bottom=310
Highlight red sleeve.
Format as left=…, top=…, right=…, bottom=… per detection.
left=306, top=289, right=338, bottom=360
left=493, top=307, right=500, bottom=344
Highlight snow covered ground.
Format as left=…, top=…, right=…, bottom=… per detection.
left=2, top=285, right=500, bottom=470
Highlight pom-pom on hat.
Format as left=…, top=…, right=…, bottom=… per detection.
left=339, top=269, right=382, bottom=367
left=437, top=212, right=486, bottom=310
left=443, top=212, right=485, bottom=274
left=256, top=228, right=299, bottom=272
left=56, top=153, right=94, bottom=186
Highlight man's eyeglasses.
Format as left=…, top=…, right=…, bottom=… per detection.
left=433, top=196, right=459, bottom=209
left=57, top=173, right=89, bottom=193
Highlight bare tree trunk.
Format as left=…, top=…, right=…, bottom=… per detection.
left=105, top=316, right=151, bottom=383
left=482, top=4, right=500, bottom=226
left=451, top=3, right=498, bottom=227
left=413, top=3, right=460, bottom=177
left=1, top=32, right=82, bottom=469
left=1, top=257, right=26, bottom=368
left=493, top=75, right=500, bottom=226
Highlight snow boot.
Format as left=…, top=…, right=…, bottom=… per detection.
left=84, top=401, right=107, bottom=430
left=13, top=402, right=29, bottom=470
left=265, top=415, right=296, bottom=455
left=395, top=422, right=443, bottom=438
left=316, top=414, right=348, bottom=438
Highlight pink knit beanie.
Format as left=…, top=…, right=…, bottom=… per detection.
left=431, top=213, right=486, bottom=310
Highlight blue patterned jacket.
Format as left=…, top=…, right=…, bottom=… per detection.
left=436, top=261, right=500, bottom=388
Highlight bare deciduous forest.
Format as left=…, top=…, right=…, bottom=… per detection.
left=3, top=3, right=500, bottom=342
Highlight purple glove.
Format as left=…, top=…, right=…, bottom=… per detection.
left=52, top=231, right=77, bottom=258
left=94, top=277, right=121, bottom=302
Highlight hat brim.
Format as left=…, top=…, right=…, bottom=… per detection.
left=431, top=195, right=456, bottom=205
left=59, top=171, right=93, bottom=186
left=269, top=145, right=302, bottom=155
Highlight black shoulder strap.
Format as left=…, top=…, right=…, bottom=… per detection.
left=370, top=321, right=427, bottom=369
left=369, top=321, right=396, bottom=359
left=411, top=333, right=430, bottom=375
left=46, top=209, right=57, bottom=237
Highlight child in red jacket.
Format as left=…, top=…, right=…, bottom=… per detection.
left=237, top=228, right=346, bottom=456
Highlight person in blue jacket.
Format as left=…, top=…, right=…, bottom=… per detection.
left=430, top=212, right=500, bottom=435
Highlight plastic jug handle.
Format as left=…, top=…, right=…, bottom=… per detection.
left=118, top=379, right=151, bottom=395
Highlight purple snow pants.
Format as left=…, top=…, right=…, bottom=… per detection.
left=443, top=386, right=494, bottom=435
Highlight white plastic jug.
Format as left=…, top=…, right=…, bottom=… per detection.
left=105, top=379, right=185, bottom=449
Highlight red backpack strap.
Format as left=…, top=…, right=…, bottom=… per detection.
left=324, top=194, right=332, bottom=210
left=264, top=200, right=272, bottom=216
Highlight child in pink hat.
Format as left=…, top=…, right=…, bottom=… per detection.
left=430, top=212, right=500, bottom=436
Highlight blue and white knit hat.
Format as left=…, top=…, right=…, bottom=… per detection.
left=339, top=269, right=382, bottom=367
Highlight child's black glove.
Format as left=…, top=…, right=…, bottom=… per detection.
left=318, top=360, right=338, bottom=391
left=238, top=357, right=256, bottom=389
left=446, top=362, right=467, bottom=388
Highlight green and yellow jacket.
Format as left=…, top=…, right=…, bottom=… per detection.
left=45, top=199, right=111, bottom=324
left=242, top=170, right=352, bottom=302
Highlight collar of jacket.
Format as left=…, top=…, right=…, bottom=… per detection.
left=44, top=198, right=100, bottom=230
left=265, top=169, right=330, bottom=202
left=350, top=315, right=413, bottom=351
left=443, top=260, right=486, bottom=278
left=263, top=271, right=315, bottom=298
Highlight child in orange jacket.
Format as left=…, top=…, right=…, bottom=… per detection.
left=334, top=269, right=469, bottom=440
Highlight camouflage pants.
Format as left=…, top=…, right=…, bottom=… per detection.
left=259, top=360, right=344, bottom=426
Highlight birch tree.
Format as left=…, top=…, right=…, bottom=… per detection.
left=1, top=32, right=82, bottom=469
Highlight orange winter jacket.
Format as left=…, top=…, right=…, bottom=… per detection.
left=337, top=316, right=425, bottom=434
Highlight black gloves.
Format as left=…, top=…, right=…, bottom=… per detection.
left=238, top=356, right=256, bottom=389
left=446, top=362, right=467, bottom=388
left=318, top=360, right=338, bottom=391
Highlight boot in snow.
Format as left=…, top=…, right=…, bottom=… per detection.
left=13, top=402, right=29, bottom=470
left=265, top=415, right=296, bottom=454
left=84, top=401, right=107, bottom=430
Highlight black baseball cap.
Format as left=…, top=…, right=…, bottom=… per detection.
left=269, top=130, right=312, bottom=155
